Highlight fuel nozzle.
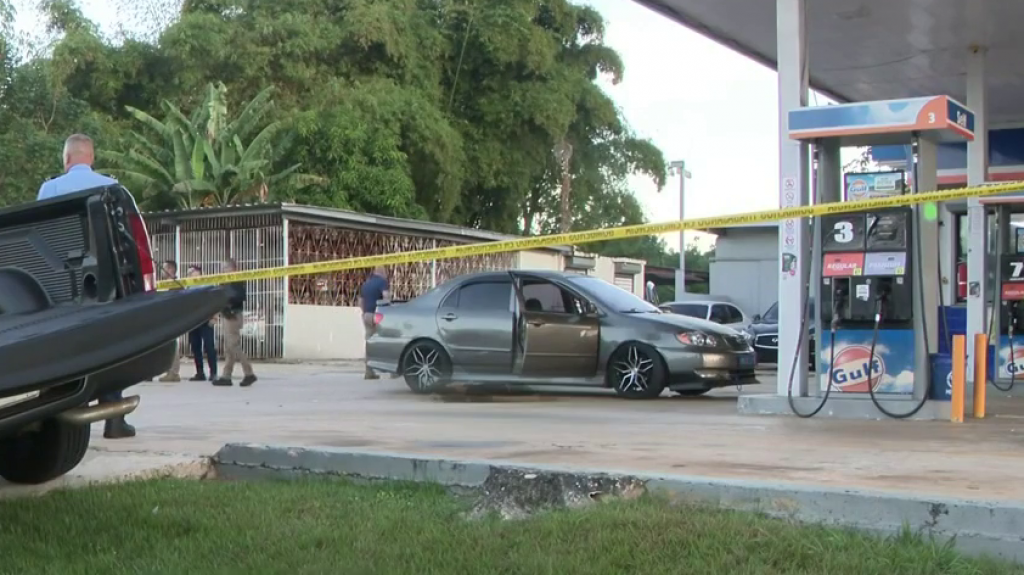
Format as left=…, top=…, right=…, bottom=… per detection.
left=875, top=279, right=892, bottom=322
left=831, top=284, right=848, bottom=332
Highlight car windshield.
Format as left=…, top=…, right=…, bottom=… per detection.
left=761, top=299, right=814, bottom=322
left=568, top=276, right=659, bottom=313
left=667, top=303, right=709, bottom=318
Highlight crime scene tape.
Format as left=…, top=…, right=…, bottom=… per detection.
left=157, top=180, right=1024, bottom=290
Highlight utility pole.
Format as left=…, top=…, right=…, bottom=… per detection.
left=668, top=160, right=691, bottom=298
left=555, top=140, right=574, bottom=233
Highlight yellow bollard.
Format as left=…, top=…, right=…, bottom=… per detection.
left=951, top=335, right=965, bottom=423
left=974, top=333, right=987, bottom=419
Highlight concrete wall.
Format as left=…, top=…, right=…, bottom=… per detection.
left=517, top=250, right=562, bottom=271
left=709, top=228, right=779, bottom=317
left=284, top=304, right=365, bottom=360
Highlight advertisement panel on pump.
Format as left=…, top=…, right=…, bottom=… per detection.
left=819, top=330, right=914, bottom=394
left=844, top=171, right=906, bottom=202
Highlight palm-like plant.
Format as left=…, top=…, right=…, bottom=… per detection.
left=102, top=82, right=322, bottom=209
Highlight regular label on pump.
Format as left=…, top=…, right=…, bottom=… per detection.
left=822, top=253, right=865, bottom=277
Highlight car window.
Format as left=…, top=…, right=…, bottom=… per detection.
left=709, top=304, right=730, bottom=323
left=722, top=305, right=744, bottom=323
left=456, top=281, right=512, bottom=311
left=760, top=301, right=813, bottom=322
left=521, top=280, right=585, bottom=314
left=668, top=303, right=709, bottom=319
left=566, top=276, right=659, bottom=313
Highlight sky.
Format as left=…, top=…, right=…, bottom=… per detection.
left=15, top=0, right=856, bottom=252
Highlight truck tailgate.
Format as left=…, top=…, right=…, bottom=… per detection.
left=0, top=287, right=228, bottom=395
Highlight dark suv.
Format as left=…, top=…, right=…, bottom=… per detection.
left=741, top=300, right=816, bottom=365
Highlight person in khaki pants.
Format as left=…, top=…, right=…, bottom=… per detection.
left=159, top=260, right=184, bottom=382
left=212, top=258, right=257, bottom=387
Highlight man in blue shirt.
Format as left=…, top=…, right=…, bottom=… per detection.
left=37, top=134, right=118, bottom=200
left=358, top=266, right=391, bottom=379
left=37, top=134, right=136, bottom=439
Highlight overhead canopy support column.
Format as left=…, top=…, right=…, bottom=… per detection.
left=775, top=0, right=810, bottom=396
left=966, top=47, right=989, bottom=383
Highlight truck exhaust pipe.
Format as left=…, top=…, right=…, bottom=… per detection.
left=56, top=395, right=140, bottom=425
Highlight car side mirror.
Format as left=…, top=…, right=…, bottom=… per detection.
left=584, top=301, right=599, bottom=315
left=753, top=314, right=761, bottom=322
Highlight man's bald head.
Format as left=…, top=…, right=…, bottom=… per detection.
left=63, top=134, right=96, bottom=171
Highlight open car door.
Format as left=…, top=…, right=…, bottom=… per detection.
left=511, top=273, right=600, bottom=378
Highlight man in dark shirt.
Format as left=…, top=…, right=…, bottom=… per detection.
left=358, top=266, right=391, bottom=380
left=213, top=258, right=257, bottom=387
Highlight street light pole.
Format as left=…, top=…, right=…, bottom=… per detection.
left=668, top=160, right=691, bottom=298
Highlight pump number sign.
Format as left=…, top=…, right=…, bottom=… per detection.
left=1001, top=254, right=1024, bottom=301
left=822, top=215, right=866, bottom=252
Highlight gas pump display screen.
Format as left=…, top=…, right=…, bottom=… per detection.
left=821, top=215, right=866, bottom=252
left=865, top=212, right=908, bottom=251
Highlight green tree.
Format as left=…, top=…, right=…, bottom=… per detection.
left=102, top=82, right=320, bottom=208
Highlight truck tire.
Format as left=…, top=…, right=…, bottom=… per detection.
left=0, top=418, right=91, bottom=485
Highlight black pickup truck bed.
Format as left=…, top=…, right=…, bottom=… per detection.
left=0, top=185, right=228, bottom=485
left=0, top=289, right=225, bottom=393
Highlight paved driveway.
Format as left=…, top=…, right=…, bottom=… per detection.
left=6, top=362, right=1024, bottom=502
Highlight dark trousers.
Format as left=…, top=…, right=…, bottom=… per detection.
left=189, top=323, right=217, bottom=377
left=99, top=389, right=123, bottom=403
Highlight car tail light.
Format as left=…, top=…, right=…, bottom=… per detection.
left=128, top=213, right=155, bottom=291
left=374, top=312, right=383, bottom=325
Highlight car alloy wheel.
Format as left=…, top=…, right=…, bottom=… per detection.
left=614, top=345, right=654, bottom=393
left=402, top=341, right=451, bottom=394
left=609, top=343, right=666, bottom=399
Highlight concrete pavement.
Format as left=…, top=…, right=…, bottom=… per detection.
left=31, top=361, right=1024, bottom=503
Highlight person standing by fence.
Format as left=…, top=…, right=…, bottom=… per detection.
left=213, top=258, right=257, bottom=387
left=186, top=265, right=218, bottom=381
left=159, top=260, right=183, bottom=382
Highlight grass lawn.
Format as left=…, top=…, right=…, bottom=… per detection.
left=0, top=478, right=1019, bottom=575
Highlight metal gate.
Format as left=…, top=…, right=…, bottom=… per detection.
left=145, top=215, right=286, bottom=361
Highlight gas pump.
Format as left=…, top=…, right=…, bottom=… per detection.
left=994, top=252, right=1024, bottom=390
left=821, top=208, right=917, bottom=397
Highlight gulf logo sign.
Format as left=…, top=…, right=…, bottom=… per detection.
left=829, top=345, right=885, bottom=392
left=847, top=179, right=869, bottom=194
left=1003, top=348, right=1024, bottom=378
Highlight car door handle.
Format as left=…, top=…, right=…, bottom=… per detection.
left=442, top=313, right=458, bottom=321
left=527, top=319, right=544, bottom=326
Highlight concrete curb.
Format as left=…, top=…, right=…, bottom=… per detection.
left=214, top=443, right=1024, bottom=562
left=0, top=455, right=214, bottom=499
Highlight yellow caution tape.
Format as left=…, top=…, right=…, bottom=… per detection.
left=157, top=180, right=1024, bottom=289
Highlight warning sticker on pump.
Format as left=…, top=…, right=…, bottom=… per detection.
left=157, top=180, right=1024, bottom=289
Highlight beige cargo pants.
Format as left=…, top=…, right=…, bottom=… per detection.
left=222, top=314, right=253, bottom=378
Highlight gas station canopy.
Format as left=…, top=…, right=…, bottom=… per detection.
left=633, top=0, right=1024, bottom=125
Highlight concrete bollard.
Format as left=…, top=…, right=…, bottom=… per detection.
left=973, top=333, right=987, bottom=419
